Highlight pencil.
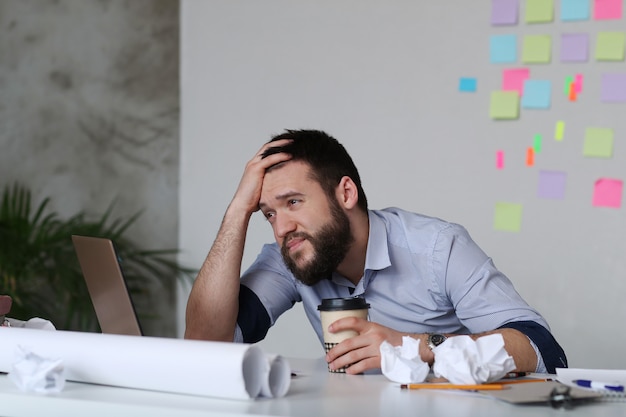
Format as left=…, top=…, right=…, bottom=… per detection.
left=400, top=383, right=507, bottom=391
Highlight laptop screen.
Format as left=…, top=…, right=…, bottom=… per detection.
left=72, top=235, right=143, bottom=336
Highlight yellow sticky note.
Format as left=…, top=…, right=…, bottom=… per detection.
left=583, top=127, right=614, bottom=158
left=555, top=121, right=565, bottom=141
left=595, top=32, right=626, bottom=61
left=490, top=91, right=520, bottom=120
left=522, top=35, right=552, bottom=63
left=525, top=0, right=554, bottom=23
left=494, top=202, right=523, bottom=232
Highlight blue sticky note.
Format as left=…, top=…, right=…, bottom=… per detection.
left=459, top=77, right=477, bottom=92
left=561, top=0, right=590, bottom=21
left=490, top=34, right=517, bottom=63
left=521, top=79, right=552, bottom=109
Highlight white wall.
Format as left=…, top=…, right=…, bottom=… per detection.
left=180, top=0, right=626, bottom=368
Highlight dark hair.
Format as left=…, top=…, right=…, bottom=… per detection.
left=262, top=129, right=368, bottom=212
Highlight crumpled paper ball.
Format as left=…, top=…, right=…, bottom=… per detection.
left=380, top=336, right=430, bottom=384
left=432, top=333, right=516, bottom=384
left=8, top=346, right=66, bottom=394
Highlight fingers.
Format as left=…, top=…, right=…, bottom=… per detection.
left=326, top=336, right=382, bottom=374
left=230, top=139, right=293, bottom=213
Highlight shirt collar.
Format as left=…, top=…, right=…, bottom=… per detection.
left=364, top=210, right=391, bottom=272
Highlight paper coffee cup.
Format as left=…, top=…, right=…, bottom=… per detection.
left=317, top=297, right=370, bottom=373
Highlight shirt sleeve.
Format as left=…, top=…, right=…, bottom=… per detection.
left=237, top=243, right=301, bottom=343
left=432, top=223, right=552, bottom=333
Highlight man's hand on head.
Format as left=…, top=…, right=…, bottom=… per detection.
left=229, top=139, right=293, bottom=215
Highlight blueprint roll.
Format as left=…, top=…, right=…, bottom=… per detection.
left=0, top=327, right=290, bottom=400
left=260, top=354, right=291, bottom=398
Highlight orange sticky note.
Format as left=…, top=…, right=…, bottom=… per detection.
left=592, top=178, right=623, bottom=208
left=568, top=82, right=577, bottom=101
left=526, top=147, right=535, bottom=166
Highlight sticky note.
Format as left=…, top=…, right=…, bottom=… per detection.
left=583, top=127, right=614, bottom=158
left=490, top=91, right=520, bottom=119
left=564, top=76, right=574, bottom=95
left=502, top=68, right=530, bottom=95
left=574, top=73, right=584, bottom=93
left=593, top=178, right=623, bottom=208
left=568, top=81, right=577, bottom=101
left=595, top=32, right=626, bottom=61
left=600, top=73, right=626, bottom=102
left=494, top=202, right=523, bottom=232
left=526, top=147, right=535, bottom=166
left=593, top=0, right=623, bottom=20
left=533, top=134, right=542, bottom=153
left=561, top=0, right=591, bottom=20
left=560, top=33, right=589, bottom=62
left=555, top=120, right=565, bottom=140
left=521, top=80, right=552, bottom=109
left=525, top=0, right=554, bottom=23
left=490, top=34, right=518, bottom=63
left=459, top=77, right=477, bottom=92
left=491, top=0, right=519, bottom=25
left=522, top=35, right=552, bottom=63
left=496, top=150, right=505, bottom=169
left=538, top=170, right=567, bottom=199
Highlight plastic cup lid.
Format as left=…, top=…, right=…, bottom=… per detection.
left=317, top=297, right=370, bottom=311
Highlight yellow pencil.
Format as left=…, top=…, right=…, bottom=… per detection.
left=400, top=383, right=507, bottom=391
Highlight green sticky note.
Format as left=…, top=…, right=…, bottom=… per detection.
left=525, top=0, right=554, bottom=23
left=595, top=32, right=626, bottom=61
left=555, top=121, right=565, bottom=141
left=494, top=202, right=523, bottom=232
left=583, top=127, right=614, bottom=157
left=522, top=35, right=552, bottom=63
left=534, top=134, right=542, bottom=153
left=490, top=91, right=519, bottom=119
left=564, top=76, right=573, bottom=95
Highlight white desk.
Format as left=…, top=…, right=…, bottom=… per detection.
left=1, top=358, right=623, bottom=417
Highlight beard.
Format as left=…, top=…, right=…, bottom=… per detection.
left=281, top=201, right=353, bottom=286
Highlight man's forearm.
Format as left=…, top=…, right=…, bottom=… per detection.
left=184, top=206, right=252, bottom=341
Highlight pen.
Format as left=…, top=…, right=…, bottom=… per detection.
left=400, top=383, right=507, bottom=391
left=573, top=380, right=625, bottom=392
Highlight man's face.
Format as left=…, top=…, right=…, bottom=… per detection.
left=259, top=161, right=353, bottom=286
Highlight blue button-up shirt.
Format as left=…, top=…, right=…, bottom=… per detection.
left=236, top=207, right=555, bottom=370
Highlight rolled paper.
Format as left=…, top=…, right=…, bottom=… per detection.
left=0, top=327, right=290, bottom=400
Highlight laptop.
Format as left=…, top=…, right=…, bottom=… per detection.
left=71, top=235, right=143, bottom=336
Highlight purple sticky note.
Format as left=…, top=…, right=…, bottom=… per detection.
left=538, top=170, right=567, bottom=199
left=600, top=73, right=626, bottom=102
left=560, top=33, right=589, bottom=62
left=593, top=178, right=623, bottom=208
left=492, top=0, right=519, bottom=25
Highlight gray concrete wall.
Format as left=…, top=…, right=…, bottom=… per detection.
left=0, top=0, right=180, bottom=337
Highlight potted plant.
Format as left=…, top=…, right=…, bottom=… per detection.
left=0, top=183, right=194, bottom=332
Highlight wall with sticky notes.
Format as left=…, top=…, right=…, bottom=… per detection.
left=180, top=0, right=626, bottom=369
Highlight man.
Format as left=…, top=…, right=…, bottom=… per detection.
left=185, top=129, right=567, bottom=374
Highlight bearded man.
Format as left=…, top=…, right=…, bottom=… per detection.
left=185, top=129, right=567, bottom=374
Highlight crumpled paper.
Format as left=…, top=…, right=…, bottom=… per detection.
left=432, top=334, right=516, bottom=384
left=8, top=346, right=66, bottom=394
left=6, top=317, right=56, bottom=331
left=380, top=336, right=430, bottom=384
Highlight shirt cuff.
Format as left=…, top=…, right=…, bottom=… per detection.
left=528, top=337, right=547, bottom=373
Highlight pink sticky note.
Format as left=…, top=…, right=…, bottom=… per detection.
left=502, top=68, right=530, bottom=96
left=592, top=178, right=623, bottom=208
left=574, top=73, right=583, bottom=93
left=496, top=150, right=505, bottom=169
left=593, top=0, right=622, bottom=19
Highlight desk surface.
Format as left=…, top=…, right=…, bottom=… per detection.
left=1, top=358, right=624, bottom=417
